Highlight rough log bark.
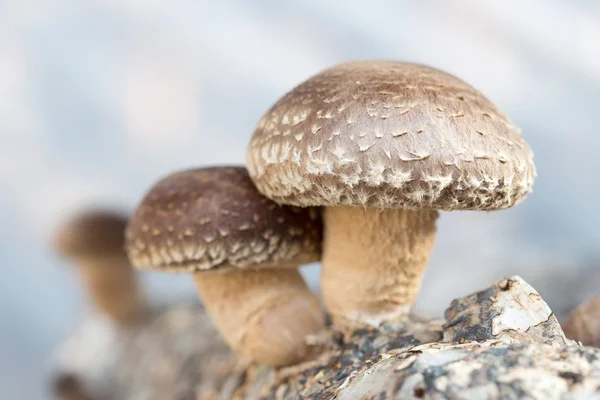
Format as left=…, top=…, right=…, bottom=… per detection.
left=51, top=302, right=234, bottom=400
left=54, top=277, right=600, bottom=400
left=220, top=276, right=600, bottom=400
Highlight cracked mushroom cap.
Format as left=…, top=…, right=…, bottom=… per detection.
left=54, top=210, right=128, bottom=258
left=247, top=61, right=536, bottom=211
left=125, top=167, right=322, bottom=273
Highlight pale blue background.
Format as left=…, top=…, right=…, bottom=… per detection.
left=1, top=1, right=600, bottom=398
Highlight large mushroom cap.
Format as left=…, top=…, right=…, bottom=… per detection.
left=247, top=60, right=536, bottom=211
left=54, top=210, right=128, bottom=258
left=125, top=166, right=322, bottom=273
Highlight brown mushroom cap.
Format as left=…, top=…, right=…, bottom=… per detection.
left=54, top=210, right=128, bottom=258
left=563, top=296, right=600, bottom=347
left=125, top=166, right=322, bottom=273
left=247, top=60, right=536, bottom=211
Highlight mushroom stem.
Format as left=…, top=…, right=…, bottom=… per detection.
left=78, top=255, right=145, bottom=324
left=194, top=268, right=324, bottom=367
left=321, top=206, right=438, bottom=326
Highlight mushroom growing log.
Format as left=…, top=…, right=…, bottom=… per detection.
left=216, top=277, right=600, bottom=399
left=51, top=303, right=234, bottom=400
left=52, top=276, right=600, bottom=399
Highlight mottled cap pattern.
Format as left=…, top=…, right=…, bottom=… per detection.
left=125, top=167, right=322, bottom=273
left=247, top=61, right=536, bottom=211
left=54, top=210, right=128, bottom=258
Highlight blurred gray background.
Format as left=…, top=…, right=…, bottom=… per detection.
left=1, top=1, right=599, bottom=398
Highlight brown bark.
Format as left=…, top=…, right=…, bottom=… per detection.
left=220, top=277, right=600, bottom=400
left=54, top=277, right=600, bottom=400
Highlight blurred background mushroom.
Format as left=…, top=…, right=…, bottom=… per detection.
left=1, top=2, right=599, bottom=398
left=51, top=208, right=235, bottom=399
left=562, top=296, right=600, bottom=347
left=51, top=374, right=93, bottom=400
left=53, top=209, right=146, bottom=324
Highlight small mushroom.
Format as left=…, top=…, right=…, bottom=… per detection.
left=53, top=210, right=146, bottom=324
left=51, top=373, right=93, bottom=400
left=247, top=61, right=536, bottom=326
left=563, top=296, right=600, bottom=347
left=125, top=166, right=325, bottom=366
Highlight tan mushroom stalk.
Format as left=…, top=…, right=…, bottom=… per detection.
left=125, top=167, right=325, bottom=367
left=322, top=206, right=438, bottom=324
left=247, top=61, right=536, bottom=326
left=53, top=210, right=145, bottom=324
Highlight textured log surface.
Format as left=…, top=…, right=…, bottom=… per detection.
left=52, top=302, right=234, bottom=400
left=53, top=277, right=600, bottom=400
left=221, top=276, right=600, bottom=400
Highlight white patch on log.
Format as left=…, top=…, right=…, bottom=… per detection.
left=491, top=276, right=552, bottom=336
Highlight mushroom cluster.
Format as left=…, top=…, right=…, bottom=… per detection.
left=123, top=60, right=536, bottom=369
left=247, top=61, right=536, bottom=326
